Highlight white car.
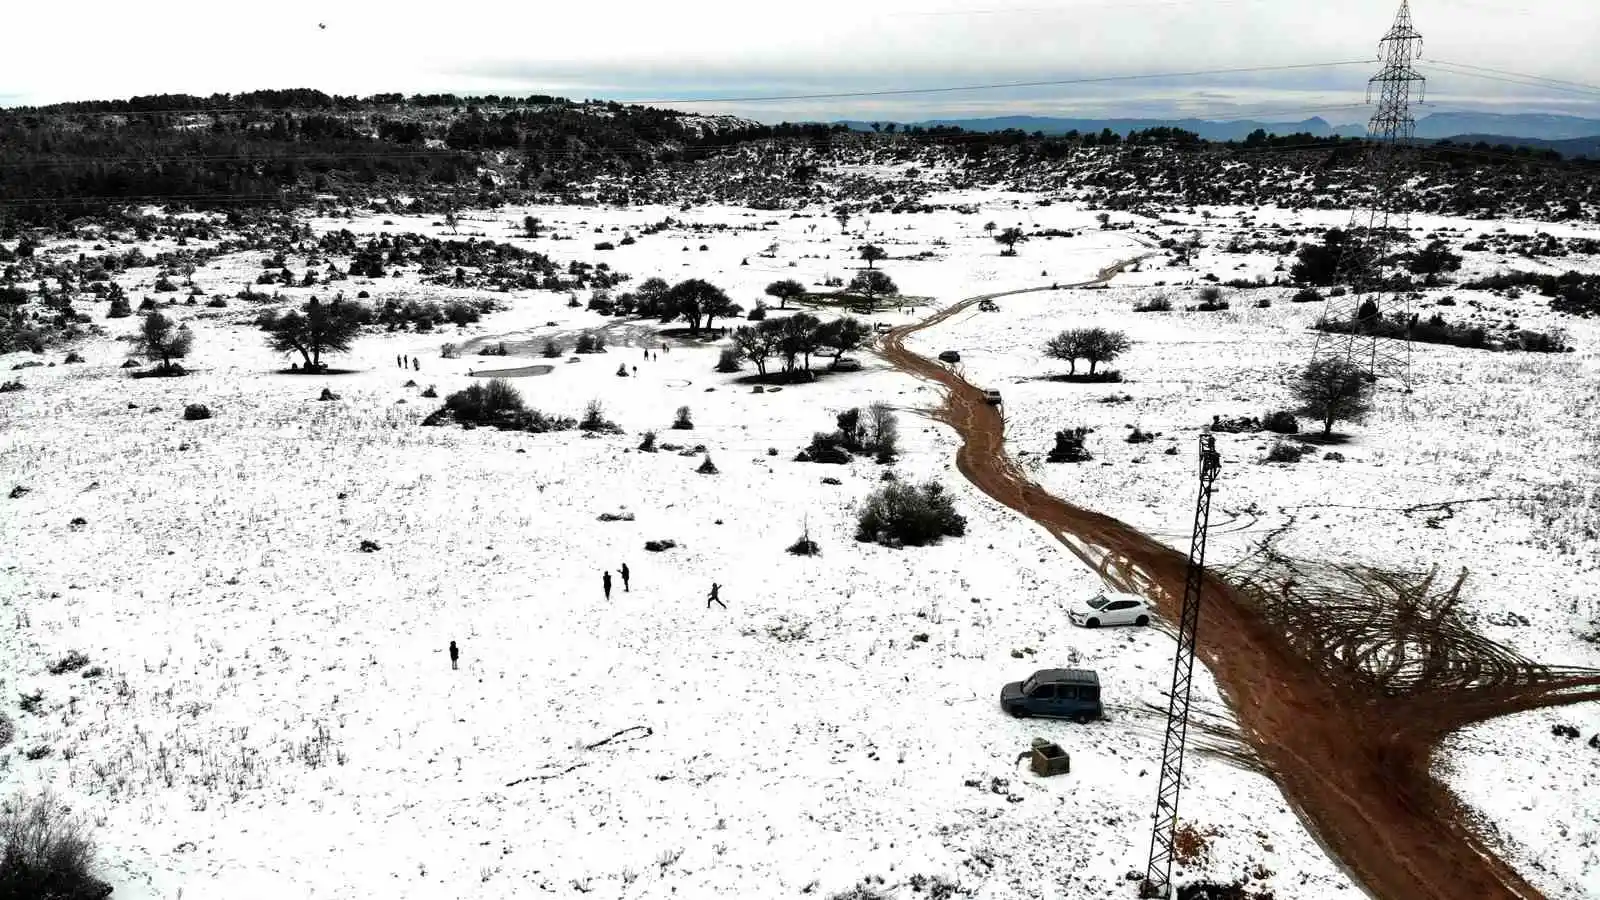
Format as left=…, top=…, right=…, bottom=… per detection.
left=1069, top=590, right=1153, bottom=628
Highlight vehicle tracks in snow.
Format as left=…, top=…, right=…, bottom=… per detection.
left=873, top=259, right=1600, bottom=900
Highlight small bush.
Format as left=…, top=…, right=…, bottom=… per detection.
left=206, top=298, right=227, bottom=308
left=46, top=652, right=90, bottom=675
left=638, top=431, right=657, bottom=452
left=580, top=399, right=618, bottom=433
left=787, top=535, right=821, bottom=556
left=542, top=339, right=561, bottom=358
left=617, top=363, right=629, bottom=377
left=441, top=343, right=460, bottom=359
left=1126, top=426, right=1155, bottom=444
left=672, top=406, right=693, bottom=430
left=644, top=539, right=677, bottom=552
left=444, top=379, right=524, bottom=425
left=1265, top=441, right=1307, bottom=463
left=182, top=404, right=212, bottom=421
left=1292, top=288, right=1323, bottom=303
left=421, top=385, right=438, bottom=398
left=696, top=454, right=719, bottom=475
left=747, top=306, right=767, bottom=321
left=575, top=333, right=606, bottom=354
left=1133, top=295, right=1172, bottom=313
left=855, top=481, right=967, bottom=547
left=1047, top=427, right=1092, bottom=463
left=801, top=432, right=853, bottom=464
left=594, top=242, right=615, bottom=251
left=715, top=348, right=742, bottom=372
left=1261, top=410, right=1300, bottom=434
left=0, top=381, right=23, bottom=393
left=0, top=791, right=108, bottom=900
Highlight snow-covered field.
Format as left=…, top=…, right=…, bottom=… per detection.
left=3, top=190, right=1598, bottom=899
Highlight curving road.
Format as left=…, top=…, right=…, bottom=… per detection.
left=873, top=259, right=1600, bottom=900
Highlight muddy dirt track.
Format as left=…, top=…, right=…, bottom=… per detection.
left=875, top=261, right=1600, bottom=900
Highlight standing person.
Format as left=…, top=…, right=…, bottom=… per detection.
left=602, top=571, right=613, bottom=601
left=396, top=353, right=402, bottom=368
left=643, top=347, right=649, bottom=359
left=619, top=563, right=630, bottom=592
left=412, top=357, right=420, bottom=371
left=449, top=640, right=459, bottom=670
left=706, top=582, right=725, bottom=610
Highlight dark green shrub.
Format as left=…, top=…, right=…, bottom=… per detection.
left=855, top=481, right=966, bottom=547
left=1047, top=428, right=1092, bottom=463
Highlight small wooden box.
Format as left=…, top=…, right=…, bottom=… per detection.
left=1030, top=742, right=1071, bottom=777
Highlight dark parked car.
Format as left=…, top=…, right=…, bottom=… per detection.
left=938, top=350, right=961, bottom=364
left=1000, top=669, right=1103, bottom=722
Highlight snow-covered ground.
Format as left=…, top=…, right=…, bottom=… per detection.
left=3, top=191, right=1597, bottom=899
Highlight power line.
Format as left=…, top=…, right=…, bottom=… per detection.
left=1421, top=63, right=1600, bottom=99
left=625, top=60, right=1378, bottom=105
left=1429, top=59, right=1600, bottom=95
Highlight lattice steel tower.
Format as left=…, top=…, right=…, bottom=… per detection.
left=1140, top=433, right=1222, bottom=899
left=1310, top=0, right=1426, bottom=385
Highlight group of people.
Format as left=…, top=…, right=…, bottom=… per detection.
left=396, top=354, right=419, bottom=371
left=447, top=570, right=726, bottom=669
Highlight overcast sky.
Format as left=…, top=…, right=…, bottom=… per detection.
left=4, top=0, right=1598, bottom=122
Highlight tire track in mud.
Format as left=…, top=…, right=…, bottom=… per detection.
left=873, top=261, right=1600, bottom=900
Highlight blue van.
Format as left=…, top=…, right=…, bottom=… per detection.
left=1000, top=669, right=1103, bottom=723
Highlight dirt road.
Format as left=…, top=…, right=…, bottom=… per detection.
left=875, top=264, right=1600, bottom=900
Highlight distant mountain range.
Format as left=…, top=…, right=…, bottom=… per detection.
left=834, top=112, right=1600, bottom=153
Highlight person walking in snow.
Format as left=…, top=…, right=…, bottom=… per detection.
left=620, top=563, right=630, bottom=592
left=396, top=354, right=403, bottom=368
left=412, top=357, right=419, bottom=371
left=602, top=571, right=613, bottom=601
left=449, top=640, right=459, bottom=670
left=706, top=582, right=725, bottom=610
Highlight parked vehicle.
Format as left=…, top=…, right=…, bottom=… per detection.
left=832, top=357, right=863, bottom=372
left=1069, top=590, right=1152, bottom=628
left=938, top=350, right=961, bottom=364
left=1000, top=669, right=1103, bottom=722
left=874, top=322, right=892, bottom=334
left=978, top=299, right=999, bottom=312
left=982, top=389, right=1003, bottom=406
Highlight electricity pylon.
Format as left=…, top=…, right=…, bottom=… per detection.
left=1141, top=433, right=1222, bottom=899
left=1310, top=0, right=1426, bottom=385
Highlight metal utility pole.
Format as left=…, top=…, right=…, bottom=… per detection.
left=1310, top=0, right=1426, bottom=385
left=1141, top=433, right=1223, bottom=899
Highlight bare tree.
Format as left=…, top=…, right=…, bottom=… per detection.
left=259, top=295, right=364, bottom=372
left=848, top=270, right=897, bottom=302
left=1044, top=330, right=1084, bottom=375
left=1294, top=358, right=1374, bottom=436
left=136, top=310, right=193, bottom=373
left=995, top=227, right=1027, bottom=256
left=866, top=401, right=899, bottom=457
left=1079, top=328, right=1131, bottom=375
left=764, top=279, right=806, bottom=310
left=732, top=325, right=775, bottom=377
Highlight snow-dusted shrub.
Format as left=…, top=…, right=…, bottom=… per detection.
left=696, top=454, right=719, bottom=475
left=715, top=348, right=742, bottom=372
left=1261, top=410, right=1300, bottom=434
left=0, top=791, right=108, bottom=900
left=580, top=399, right=618, bottom=433
left=1047, top=427, right=1092, bottom=463
left=575, top=333, right=605, bottom=354
left=542, top=339, right=562, bottom=358
left=46, top=651, right=90, bottom=675
left=1265, top=441, right=1307, bottom=463
left=855, top=481, right=966, bottom=548
left=671, top=406, right=693, bottom=430
left=182, top=404, right=212, bottom=421
left=445, top=380, right=523, bottom=424
left=638, top=431, right=657, bottom=452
